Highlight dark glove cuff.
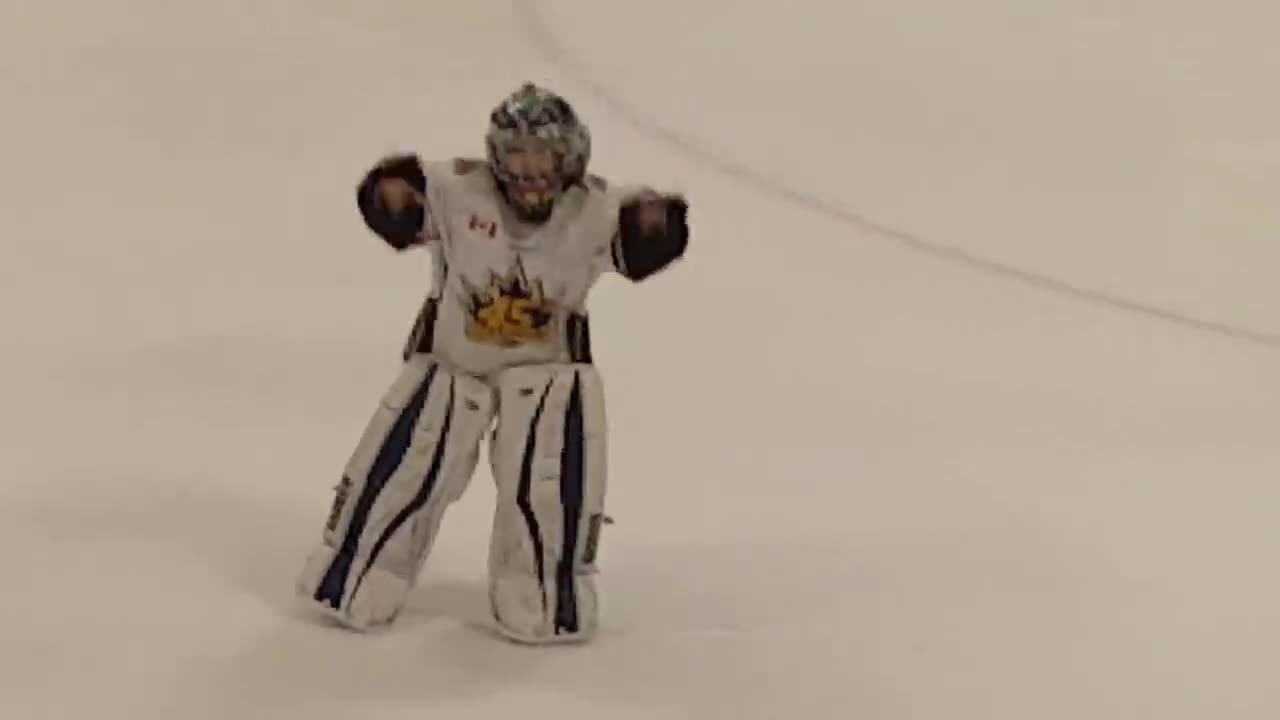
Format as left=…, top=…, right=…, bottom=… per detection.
left=614, top=197, right=689, bottom=280
left=357, top=155, right=428, bottom=250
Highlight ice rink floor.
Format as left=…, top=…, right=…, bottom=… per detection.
left=3, top=1, right=1278, bottom=718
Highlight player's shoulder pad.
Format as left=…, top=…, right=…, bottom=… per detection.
left=452, top=157, right=487, bottom=176
left=585, top=173, right=608, bottom=192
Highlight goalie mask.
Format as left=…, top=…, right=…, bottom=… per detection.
left=485, top=83, right=591, bottom=223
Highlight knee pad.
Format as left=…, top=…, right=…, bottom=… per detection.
left=297, top=355, right=496, bottom=630
left=486, top=363, right=608, bottom=644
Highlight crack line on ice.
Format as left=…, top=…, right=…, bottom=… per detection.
left=514, top=0, right=1280, bottom=350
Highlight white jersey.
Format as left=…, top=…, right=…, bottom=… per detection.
left=411, top=158, right=633, bottom=377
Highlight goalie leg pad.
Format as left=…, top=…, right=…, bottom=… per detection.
left=297, top=354, right=495, bottom=630
left=487, top=363, right=608, bottom=644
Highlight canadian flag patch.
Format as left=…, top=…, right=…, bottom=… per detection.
left=469, top=214, right=497, bottom=238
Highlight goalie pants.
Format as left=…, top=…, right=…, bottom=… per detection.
left=296, top=354, right=608, bottom=644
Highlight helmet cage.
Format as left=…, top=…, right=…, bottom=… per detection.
left=485, top=83, right=591, bottom=222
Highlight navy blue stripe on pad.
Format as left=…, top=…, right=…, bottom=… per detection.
left=554, top=372, right=585, bottom=635
left=349, top=378, right=455, bottom=603
left=516, top=380, right=555, bottom=615
left=315, top=364, right=437, bottom=609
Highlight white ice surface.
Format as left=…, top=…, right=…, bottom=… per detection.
left=2, top=1, right=1278, bottom=718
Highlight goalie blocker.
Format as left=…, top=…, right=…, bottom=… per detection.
left=297, top=354, right=608, bottom=644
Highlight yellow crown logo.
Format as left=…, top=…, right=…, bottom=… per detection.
left=462, top=259, right=554, bottom=346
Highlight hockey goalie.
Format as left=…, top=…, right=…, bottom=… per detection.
left=296, top=83, right=689, bottom=644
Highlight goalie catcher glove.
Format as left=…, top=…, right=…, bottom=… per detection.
left=613, top=193, right=689, bottom=281
left=356, top=154, right=428, bottom=250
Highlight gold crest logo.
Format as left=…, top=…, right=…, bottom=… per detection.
left=461, top=259, right=555, bottom=346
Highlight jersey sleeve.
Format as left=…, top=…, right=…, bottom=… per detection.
left=418, top=160, right=460, bottom=245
